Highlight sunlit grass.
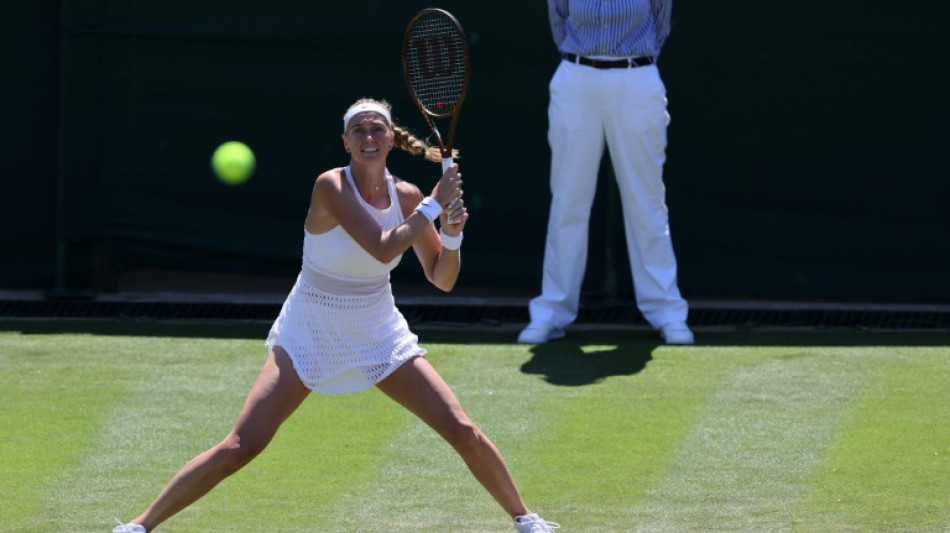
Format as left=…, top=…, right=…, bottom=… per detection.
left=1, top=322, right=948, bottom=532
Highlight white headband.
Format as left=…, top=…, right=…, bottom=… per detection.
left=342, top=103, right=392, bottom=132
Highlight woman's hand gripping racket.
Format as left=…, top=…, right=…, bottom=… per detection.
left=402, top=8, right=470, bottom=175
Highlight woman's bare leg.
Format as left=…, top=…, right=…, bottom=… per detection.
left=131, top=347, right=310, bottom=531
left=375, top=357, right=531, bottom=518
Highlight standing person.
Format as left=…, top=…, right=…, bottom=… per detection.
left=518, top=0, right=694, bottom=345
left=113, top=98, right=559, bottom=533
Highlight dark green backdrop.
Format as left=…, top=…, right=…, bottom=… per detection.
left=3, top=1, right=948, bottom=303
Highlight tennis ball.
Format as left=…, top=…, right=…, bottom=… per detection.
left=211, top=141, right=256, bottom=185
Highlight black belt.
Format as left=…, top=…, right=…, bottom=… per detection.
left=562, top=53, right=655, bottom=69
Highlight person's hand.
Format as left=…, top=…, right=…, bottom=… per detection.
left=430, top=164, right=462, bottom=209
left=439, top=194, right=468, bottom=234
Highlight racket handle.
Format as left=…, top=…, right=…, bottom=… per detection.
left=441, top=157, right=453, bottom=174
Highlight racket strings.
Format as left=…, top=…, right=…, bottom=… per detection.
left=405, top=14, right=466, bottom=116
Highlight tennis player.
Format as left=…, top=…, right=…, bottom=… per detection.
left=113, top=99, right=558, bottom=533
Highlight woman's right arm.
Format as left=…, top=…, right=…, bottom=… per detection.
left=309, top=169, right=451, bottom=264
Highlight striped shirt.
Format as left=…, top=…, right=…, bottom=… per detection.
left=548, top=0, right=672, bottom=59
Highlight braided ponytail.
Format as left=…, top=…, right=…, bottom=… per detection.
left=391, top=124, right=460, bottom=163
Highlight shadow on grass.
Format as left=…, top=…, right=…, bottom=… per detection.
left=519, top=335, right=655, bottom=386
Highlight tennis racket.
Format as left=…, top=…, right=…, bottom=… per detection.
left=401, top=8, right=470, bottom=174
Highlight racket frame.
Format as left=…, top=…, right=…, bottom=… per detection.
left=401, top=8, right=470, bottom=172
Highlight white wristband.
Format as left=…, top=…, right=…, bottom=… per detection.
left=439, top=229, right=463, bottom=250
left=415, top=197, right=442, bottom=222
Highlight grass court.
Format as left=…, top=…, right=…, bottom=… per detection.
left=2, top=320, right=948, bottom=532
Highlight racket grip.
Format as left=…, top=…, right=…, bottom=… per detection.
left=441, top=157, right=453, bottom=174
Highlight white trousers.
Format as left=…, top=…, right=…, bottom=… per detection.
left=528, top=60, right=688, bottom=330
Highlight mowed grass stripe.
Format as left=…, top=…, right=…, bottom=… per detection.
left=180, top=387, right=414, bottom=532
left=519, top=340, right=743, bottom=530
left=297, top=342, right=566, bottom=533
left=0, top=323, right=403, bottom=533
left=48, top=335, right=262, bottom=532
left=1, top=331, right=135, bottom=532
left=97, top=340, right=413, bottom=533
left=630, top=347, right=872, bottom=533
left=796, top=348, right=950, bottom=533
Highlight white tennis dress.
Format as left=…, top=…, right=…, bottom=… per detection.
left=265, top=166, right=425, bottom=393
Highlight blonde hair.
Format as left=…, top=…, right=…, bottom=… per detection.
left=344, top=98, right=459, bottom=163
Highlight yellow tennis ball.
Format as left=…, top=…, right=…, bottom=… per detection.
left=211, top=141, right=256, bottom=185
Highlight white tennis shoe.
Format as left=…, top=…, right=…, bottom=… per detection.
left=517, top=322, right=565, bottom=344
left=113, top=518, right=146, bottom=533
left=513, top=513, right=560, bottom=532
left=660, top=321, right=694, bottom=345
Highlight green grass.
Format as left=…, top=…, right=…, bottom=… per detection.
left=1, top=321, right=949, bottom=532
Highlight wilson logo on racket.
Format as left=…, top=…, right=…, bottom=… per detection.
left=411, top=37, right=459, bottom=79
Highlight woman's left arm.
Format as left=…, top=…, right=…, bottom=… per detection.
left=398, top=180, right=469, bottom=293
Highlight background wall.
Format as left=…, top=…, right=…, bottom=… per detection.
left=2, top=1, right=948, bottom=303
